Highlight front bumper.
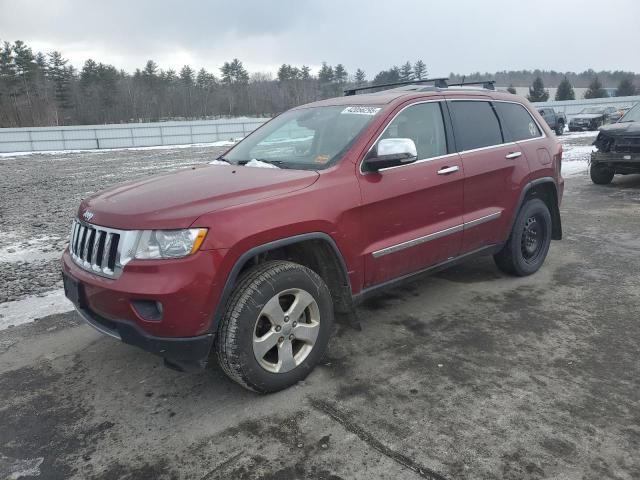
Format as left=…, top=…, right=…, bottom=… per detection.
left=591, top=151, right=640, bottom=174
left=61, top=247, right=229, bottom=365
left=569, top=123, right=592, bottom=131
left=69, top=291, right=214, bottom=368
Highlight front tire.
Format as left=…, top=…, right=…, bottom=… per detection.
left=215, top=260, right=334, bottom=393
left=494, top=199, right=552, bottom=276
left=555, top=122, right=564, bottom=136
left=590, top=164, right=614, bottom=185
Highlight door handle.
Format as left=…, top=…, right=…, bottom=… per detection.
left=437, top=166, right=459, bottom=175
left=505, top=151, right=522, bottom=159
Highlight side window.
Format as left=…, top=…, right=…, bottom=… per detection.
left=379, top=102, right=447, bottom=160
left=449, top=101, right=503, bottom=151
left=494, top=102, right=542, bottom=142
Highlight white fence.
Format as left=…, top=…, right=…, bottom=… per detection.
left=0, top=117, right=270, bottom=154
left=532, top=95, right=640, bottom=120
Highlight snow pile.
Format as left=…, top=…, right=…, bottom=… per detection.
left=562, top=145, right=595, bottom=177
left=246, top=159, right=280, bottom=169
left=208, top=159, right=230, bottom=166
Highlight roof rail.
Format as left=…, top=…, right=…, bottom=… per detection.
left=344, top=77, right=449, bottom=96
left=447, top=80, right=496, bottom=91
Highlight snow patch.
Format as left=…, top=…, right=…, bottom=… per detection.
left=0, top=235, right=62, bottom=263
left=563, top=131, right=599, bottom=139
left=208, top=159, right=231, bottom=166
left=0, top=454, right=44, bottom=479
left=0, top=139, right=239, bottom=158
left=0, top=290, right=73, bottom=331
left=246, top=159, right=280, bottom=169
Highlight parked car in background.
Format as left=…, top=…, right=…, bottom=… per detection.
left=590, top=103, right=640, bottom=184
left=569, top=106, right=617, bottom=131
left=538, top=107, right=567, bottom=135
left=61, top=83, right=564, bottom=393
left=608, top=106, right=632, bottom=124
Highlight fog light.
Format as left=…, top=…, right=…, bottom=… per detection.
left=132, top=300, right=163, bottom=321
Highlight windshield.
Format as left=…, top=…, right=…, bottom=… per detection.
left=580, top=107, right=606, bottom=114
left=222, top=105, right=381, bottom=169
left=620, top=104, right=640, bottom=123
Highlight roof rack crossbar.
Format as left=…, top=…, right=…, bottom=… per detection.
left=447, top=80, right=496, bottom=90
left=344, top=77, right=449, bottom=96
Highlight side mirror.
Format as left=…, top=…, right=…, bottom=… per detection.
left=362, top=138, right=418, bottom=172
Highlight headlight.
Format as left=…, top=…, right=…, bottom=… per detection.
left=134, top=228, right=208, bottom=259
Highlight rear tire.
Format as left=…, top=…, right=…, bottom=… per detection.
left=215, top=260, right=334, bottom=393
left=590, top=164, right=614, bottom=185
left=494, top=199, right=552, bottom=277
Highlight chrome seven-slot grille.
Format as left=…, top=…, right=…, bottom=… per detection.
left=69, top=220, right=122, bottom=277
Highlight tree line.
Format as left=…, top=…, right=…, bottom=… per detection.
left=521, top=75, right=638, bottom=102
left=0, top=39, right=638, bottom=128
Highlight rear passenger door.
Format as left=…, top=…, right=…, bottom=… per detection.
left=447, top=99, right=531, bottom=253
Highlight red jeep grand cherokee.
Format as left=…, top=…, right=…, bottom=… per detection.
left=62, top=81, right=564, bottom=393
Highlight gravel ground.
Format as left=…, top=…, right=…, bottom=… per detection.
left=2, top=132, right=640, bottom=479
left=0, top=145, right=227, bottom=303
left=1, top=145, right=639, bottom=479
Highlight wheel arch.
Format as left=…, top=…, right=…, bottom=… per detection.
left=211, top=233, right=352, bottom=332
left=512, top=178, right=562, bottom=240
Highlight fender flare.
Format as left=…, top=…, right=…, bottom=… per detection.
left=209, top=232, right=351, bottom=332
left=509, top=177, right=562, bottom=240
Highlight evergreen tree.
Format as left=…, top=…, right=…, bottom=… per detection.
left=0, top=42, right=16, bottom=92
left=300, top=65, right=311, bottom=80
left=334, top=64, right=347, bottom=83
left=399, top=61, right=413, bottom=82
left=373, top=67, right=401, bottom=85
left=507, top=85, right=517, bottom=94
left=13, top=40, right=37, bottom=82
left=80, top=59, right=99, bottom=88
left=527, top=77, right=549, bottom=102
left=354, top=68, right=366, bottom=85
left=46, top=51, right=74, bottom=123
left=196, top=68, right=216, bottom=89
left=318, top=62, right=334, bottom=83
left=180, top=65, right=194, bottom=87
left=555, top=76, right=575, bottom=100
left=143, top=60, right=158, bottom=80
left=278, top=64, right=299, bottom=82
left=220, top=58, right=249, bottom=85
left=615, top=77, right=637, bottom=97
left=584, top=76, right=607, bottom=99
left=413, top=60, right=427, bottom=80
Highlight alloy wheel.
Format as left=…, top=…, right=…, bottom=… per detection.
left=252, top=288, right=321, bottom=373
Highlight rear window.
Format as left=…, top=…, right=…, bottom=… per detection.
left=494, top=102, right=542, bottom=142
left=449, top=101, right=503, bottom=151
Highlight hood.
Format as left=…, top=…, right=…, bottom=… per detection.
left=572, top=113, right=603, bottom=120
left=79, top=165, right=319, bottom=229
left=598, top=121, right=640, bottom=137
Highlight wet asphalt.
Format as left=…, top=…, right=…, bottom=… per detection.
left=0, top=136, right=639, bottom=479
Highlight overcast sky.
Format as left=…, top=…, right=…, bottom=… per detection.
left=1, top=0, right=639, bottom=78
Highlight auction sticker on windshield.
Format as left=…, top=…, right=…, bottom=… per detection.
left=341, top=106, right=381, bottom=115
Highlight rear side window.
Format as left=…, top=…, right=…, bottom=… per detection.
left=494, top=102, right=542, bottom=142
left=449, top=101, right=503, bottom=151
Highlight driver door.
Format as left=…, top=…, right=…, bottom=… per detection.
left=357, top=101, right=464, bottom=288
